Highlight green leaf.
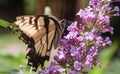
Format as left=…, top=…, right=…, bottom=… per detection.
left=0, top=19, right=18, bottom=31
left=0, top=19, right=10, bottom=28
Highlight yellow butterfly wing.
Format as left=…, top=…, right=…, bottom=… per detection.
left=9, top=15, right=65, bottom=71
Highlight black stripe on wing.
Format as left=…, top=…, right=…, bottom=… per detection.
left=43, top=16, right=49, bottom=51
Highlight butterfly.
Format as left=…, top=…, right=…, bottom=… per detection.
left=9, top=15, right=66, bottom=71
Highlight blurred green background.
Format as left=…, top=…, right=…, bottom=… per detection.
left=0, top=0, right=120, bottom=74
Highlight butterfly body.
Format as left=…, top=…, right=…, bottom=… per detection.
left=9, top=15, right=66, bottom=71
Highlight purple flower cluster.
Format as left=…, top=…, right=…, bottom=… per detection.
left=39, top=0, right=120, bottom=74
left=39, top=62, right=65, bottom=74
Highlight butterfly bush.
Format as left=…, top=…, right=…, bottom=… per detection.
left=39, top=0, right=120, bottom=74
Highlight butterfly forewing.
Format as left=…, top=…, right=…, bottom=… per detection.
left=9, top=15, right=66, bottom=71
